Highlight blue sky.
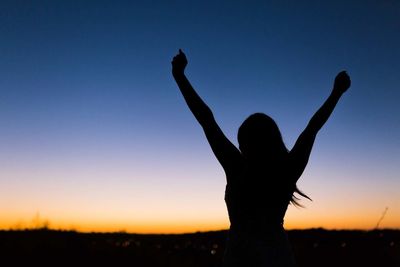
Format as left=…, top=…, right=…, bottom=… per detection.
left=0, top=0, right=399, bottom=232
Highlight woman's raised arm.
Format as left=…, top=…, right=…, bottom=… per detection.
left=290, top=71, right=351, bottom=179
left=172, top=49, right=214, bottom=129
left=171, top=50, right=241, bottom=175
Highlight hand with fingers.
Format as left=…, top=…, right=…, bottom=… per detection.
left=333, top=71, right=351, bottom=95
left=172, top=49, right=188, bottom=76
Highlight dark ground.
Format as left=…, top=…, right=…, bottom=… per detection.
left=0, top=229, right=399, bottom=267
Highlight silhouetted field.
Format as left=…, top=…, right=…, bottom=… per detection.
left=0, top=229, right=399, bottom=266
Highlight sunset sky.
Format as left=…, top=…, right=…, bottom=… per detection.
left=0, top=0, right=399, bottom=233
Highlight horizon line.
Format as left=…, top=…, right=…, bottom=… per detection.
left=2, top=226, right=399, bottom=235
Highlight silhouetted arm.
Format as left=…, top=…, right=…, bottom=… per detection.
left=290, top=71, right=351, bottom=179
left=172, top=50, right=241, bottom=175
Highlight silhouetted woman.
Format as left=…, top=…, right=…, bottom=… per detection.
left=171, top=49, right=351, bottom=267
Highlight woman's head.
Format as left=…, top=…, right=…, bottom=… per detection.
left=238, top=113, right=288, bottom=160
left=238, top=113, right=311, bottom=206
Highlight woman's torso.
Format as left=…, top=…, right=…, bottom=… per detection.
left=223, top=158, right=298, bottom=266
left=225, top=157, right=295, bottom=229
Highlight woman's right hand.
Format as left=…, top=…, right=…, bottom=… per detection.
left=172, top=49, right=188, bottom=76
left=333, top=71, right=351, bottom=94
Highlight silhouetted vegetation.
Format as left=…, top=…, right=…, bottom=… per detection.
left=0, top=229, right=398, bottom=267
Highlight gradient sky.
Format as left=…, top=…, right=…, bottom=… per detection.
left=0, top=0, right=399, bottom=233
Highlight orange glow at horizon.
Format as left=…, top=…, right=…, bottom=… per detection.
left=1, top=208, right=399, bottom=234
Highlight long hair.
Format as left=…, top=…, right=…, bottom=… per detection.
left=237, top=113, right=311, bottom=207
